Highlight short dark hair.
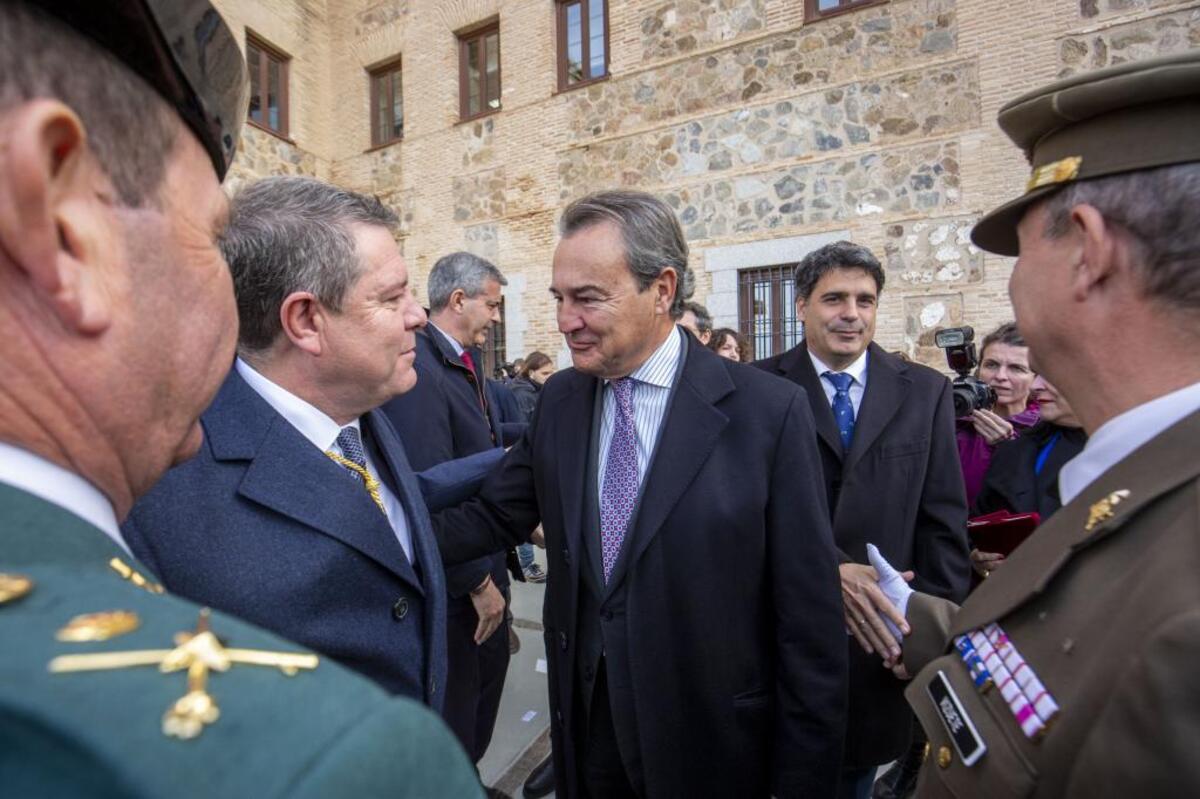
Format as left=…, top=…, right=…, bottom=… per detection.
left=0, top=2, right=177, bottom=207
left=220, top=177, right=400, bottom=353
left=979, top=321, right=1025, bottom=359
left=792, top=241, right=885, bottom=300
left=560, top=190, right=694, bottom=317
left=678, top=301, right=713, bottom=331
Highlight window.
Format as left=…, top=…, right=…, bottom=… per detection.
left=459, top=23, right=501, bottom=121
left=246, top=33, right=289, bottom=137
left=369, top=59, right=404, bottom=147
left=556, top=0, right=608, bottom=91
left=738, top=265, right=803, bottom=360
left=481, top=297, right=507, bottom=378
left=804, top=0, right=887, bottom=21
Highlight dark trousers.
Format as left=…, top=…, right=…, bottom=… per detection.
left=579, top=662, right=639, bottom=799
left=443, top=595, right=511, bottom=762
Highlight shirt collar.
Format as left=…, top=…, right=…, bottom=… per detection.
left=236, top=357, right=357, bottom=452
left=1059, top=380, right=1200, bottom=505
left=0, top=441, right=127, bottom=555
left=429, top=321, right=466, bottom=358
left=808, top=346, right=870, bottom=386
left=613, top=326, right=684, bottom=389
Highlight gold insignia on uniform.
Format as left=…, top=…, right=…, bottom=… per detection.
left=48, top=609, right=319, bottom=740
left=937, top=745, right=953, bottom=769
left=57, top=611, right=141, bottom=642
left=1084, top=489, right=1131, bottom=532
left=109, top=557, right=165, bottom=594
left=0, top=573, right=34, bottom=604
left=1026, top=156, right=1082, bottom=193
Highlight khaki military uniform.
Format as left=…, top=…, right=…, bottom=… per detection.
left=903, top=410, right=1200, bottom=797
left=0, top=484, right=483, bottom=798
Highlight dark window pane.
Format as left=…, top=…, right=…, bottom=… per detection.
left=391, top=69, right=403, bottom=139
left=267, top=57, right=280, bottom=131
left=588, top=0, right=606, bottom=79
left=467, top=38, right=481, bottom=116
left=247, top=45, right=261, bottom=123
left=484, top=32, right=500, bottom=110
left=566, top=2, right=583, bottom=84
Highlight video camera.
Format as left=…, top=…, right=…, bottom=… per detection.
left=934, top=326, right=996, bottom=416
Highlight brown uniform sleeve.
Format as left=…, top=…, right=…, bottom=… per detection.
left=901, top=592, right=960, bottom=675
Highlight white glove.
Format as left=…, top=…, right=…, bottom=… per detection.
left=867, top=543, right=912, bottom=640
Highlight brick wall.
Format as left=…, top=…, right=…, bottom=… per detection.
left=213, top=0, right=1200, bottom=366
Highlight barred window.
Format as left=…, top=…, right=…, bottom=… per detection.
left=738, top=265, right=803, bottom=360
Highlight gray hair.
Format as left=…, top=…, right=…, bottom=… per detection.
left=0, top=2, right=177, bottom=207
left=427, top=251, right=507, bottom=312
left=220, top=176, right=399, bottom=352
left=559, top=190, right=694, bottom=317
left=677, top=300, right=713, bottom=331
left=1040, top=162, right=1200, bottom=313
left=792, top=241, right=886, bottom=300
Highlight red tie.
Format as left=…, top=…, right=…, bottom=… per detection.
left=459, top=351, right=489, bottom=417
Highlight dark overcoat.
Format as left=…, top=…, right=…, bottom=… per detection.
left=755, top=342, right=971, bottom=767
left=435, top=338, right=849, bottom=798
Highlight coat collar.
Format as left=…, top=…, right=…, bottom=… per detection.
left=203, top=370, right=423, bottom=592
left=951, top=408, right=1200, bottom=635
left=773, top=344, right=843, bottom=457
left=844, top=343, right=910, bottom=471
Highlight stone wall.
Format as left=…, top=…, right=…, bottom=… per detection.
left=212, top=0, right=1197, bottom=366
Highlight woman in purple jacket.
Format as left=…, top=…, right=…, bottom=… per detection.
left=956, top=321, right=1039, bottom=507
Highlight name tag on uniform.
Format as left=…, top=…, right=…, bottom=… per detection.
left=927, top=669, right=987, bottom=767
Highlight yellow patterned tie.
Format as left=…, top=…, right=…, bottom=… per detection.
left=327, top=427, right=386, bottom=514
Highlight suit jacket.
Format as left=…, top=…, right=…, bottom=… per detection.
left=0, top=483, right=481, bottom=799
left=755, top=342, right=970, bottom=767
left=123, top=369, right=450, bottom=707
left=434, top=336, right=848, bottom=798
left=381, top=326, right=518, bottom=601
left=902, top=408, right=1200, bottom=797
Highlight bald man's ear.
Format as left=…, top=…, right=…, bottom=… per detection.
left=0, top=99, right=114, bottom=335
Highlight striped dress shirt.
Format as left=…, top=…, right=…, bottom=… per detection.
left=597, top=326, right=684, bottom=495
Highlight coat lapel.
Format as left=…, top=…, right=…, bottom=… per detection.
left=204, top=370, right=422, bottom=592
left=619, top=343, right=733, bottom=583
left=951, top=409, right=1200, bottom=635
left=553, top=373, right=597, bottom=572
left=775, top=345, right=843, bottom=459
left=844, top=344, right=909, bottom=471
left=363, top=410, right=431, bottom=595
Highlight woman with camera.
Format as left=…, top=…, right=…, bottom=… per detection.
left=955, top=322, right=1040, bottom=508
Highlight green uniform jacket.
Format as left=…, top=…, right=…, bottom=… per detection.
left=902, top=409, right=1200, bottom=797
left=0, top=483, right=483, bottom=799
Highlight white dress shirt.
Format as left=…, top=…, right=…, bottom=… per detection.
left=1059, top=380, right=1200, bottom=506
left=808, top=347, right=870, bottom=416
left=236, top=358, right=414, bottom=562
left=597, top=326, right=684, bottom=494
left=429, top=322, right=465, bottom=358
left=0, top=441, right=128, bottom=555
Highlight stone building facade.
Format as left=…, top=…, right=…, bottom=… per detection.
left=213, top=0, right=1200, bottom=367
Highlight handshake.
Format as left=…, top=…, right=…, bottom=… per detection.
left=843, top=544, right=915, bottom=678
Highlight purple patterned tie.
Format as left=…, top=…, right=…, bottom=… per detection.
left=600, top=377, right=638, bottom=583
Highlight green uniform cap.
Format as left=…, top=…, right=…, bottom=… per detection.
left=971, top=50, right=1200, bottom=256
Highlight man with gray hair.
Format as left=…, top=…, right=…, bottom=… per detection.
left=381, top=251, right=517, bottom=776
left=0, top=3, right=478, bottom=795
left=123, top=176, right=490, bottom=711
left=677, top=300, right=714, bottom=345
left=431, top=190, right=848, bottom=797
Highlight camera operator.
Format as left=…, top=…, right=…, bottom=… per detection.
left=969, top=374, right=1087, bottom=577
left=955, top=322, right=1040, bottom=507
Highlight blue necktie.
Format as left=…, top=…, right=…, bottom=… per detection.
left=824, top=371, right=856, bottom=452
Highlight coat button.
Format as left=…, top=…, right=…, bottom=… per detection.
left=584, top=664, right=595, bottom=682
left=392, top=598, right=409, bottom=621
left=562, top=547, right=571, bottom=565
left=559, top=631, right=568, bottom=651
left=430, top=676, right=437, bottom=694
left=601, top=610, right=614, bottom=622
left=937, top=746, right=953, bottom=769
